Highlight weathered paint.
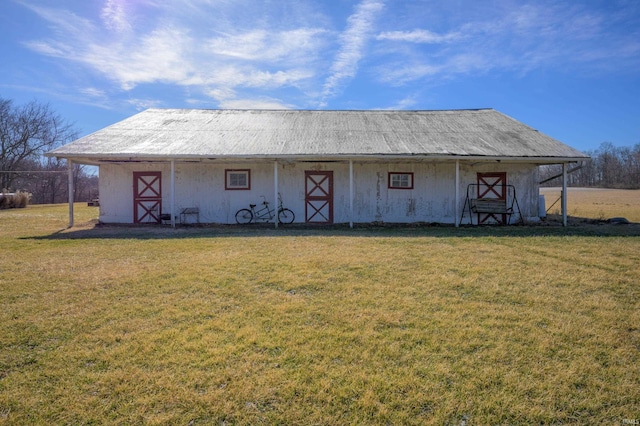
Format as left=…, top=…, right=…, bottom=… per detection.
left=98, top=160, right=541, bottom=225
left=48, top=109, right=589, bottom=163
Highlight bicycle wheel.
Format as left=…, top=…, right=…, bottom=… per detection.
left=235, top=209, right=253, bottom=224
left=278, top=208, right=295, bottom=224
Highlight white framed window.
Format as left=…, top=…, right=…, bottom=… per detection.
left=388, top=172, right=414, bottom=189
left=225, top=169, right=251, bottom=190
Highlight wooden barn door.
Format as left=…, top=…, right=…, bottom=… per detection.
left=133, top=171, right=162, bottom=224
left=477, top=172, right=507, bottom=224
left=305, top=171, right=333, bottom=224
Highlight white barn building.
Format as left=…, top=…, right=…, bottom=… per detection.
left=47, top=109, right=588, bottom=227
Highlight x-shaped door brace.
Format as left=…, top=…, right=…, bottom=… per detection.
left=307, top=174, right=329, bottom=197
left=478, top=175, right=506, bottom=199
left=137, top=175, right=161, bottom=198
left=137, top=200, right=160, bottom=222
left=307, top=200, right=329, bottom=222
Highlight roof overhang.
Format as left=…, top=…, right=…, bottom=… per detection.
left=48, top=152, right=589, bottom=166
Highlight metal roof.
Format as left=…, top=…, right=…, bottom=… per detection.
left=47, top=108, right=588, bottom=163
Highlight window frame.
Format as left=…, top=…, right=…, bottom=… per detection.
left=388, top=172, right=414, bottom=190
left=225, top=169, right=251, bottom=190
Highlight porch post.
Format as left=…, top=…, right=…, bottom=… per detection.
left=562, top=162, right=567, bottom=226
left=274, top=161, right=279, bottom=229
left=349, top=160, right=354, bottom=228
left=455, top=160, right=460, bottom=227
left=67, top=159, right=74, bottom=228
left=170, top=159, right=176, bottom=228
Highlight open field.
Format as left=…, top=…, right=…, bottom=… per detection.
left=541, top=187, right=640, bottom=223
left=1, top=191, right=639, bottom=425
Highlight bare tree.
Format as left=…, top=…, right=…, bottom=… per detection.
left=71, top=164, right=99, bottom=203
left=40, top=157, right=67, bottom=204
left=10, top=158, right=99, bottom=204
left=539, top=142, right=640, bottom=189
left=0, top=97, right=77, bottom=190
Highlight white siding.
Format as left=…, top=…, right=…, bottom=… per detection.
left=98, top=160, right=540, bottom=224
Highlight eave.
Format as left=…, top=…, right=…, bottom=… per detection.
left=48, top=152, right=589, bottom=166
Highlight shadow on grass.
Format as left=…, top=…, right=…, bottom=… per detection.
left=26, top=215, right=640, bottom=240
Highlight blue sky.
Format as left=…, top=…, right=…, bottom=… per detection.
left=1, top=0, right=639, bottom=152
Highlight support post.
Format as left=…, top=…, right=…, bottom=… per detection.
left=68, top=160, right=74, bottom=228
left=562, top=162, right=567, bottom=226
left=171, top=159, right=176, bottom=228
left=455, top=160, right=460, bottom=227
left=349, top=160, right=354, bottom=228
left=274, top=161, right=279, bottom=229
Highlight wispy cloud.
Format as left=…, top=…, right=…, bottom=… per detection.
left=376, top=29, right=460, bottom=44
left=218, top=98, right=293, bottom=110
left=100, top=0, right=132, bottom=34
left=381, top=95, right=419, bottom=110
left=20, top=1, right=329, bottom=108
left=376, top=62, right=442, bottom=86
left=374, top=2, right=640, bottom=84
left=206, top=29, right=326, bottom=62
left=126, top=98, right=165, bottom=110
left=80, top=87, right=107, bottom=99
left=320, top=0, right=384, bottom=106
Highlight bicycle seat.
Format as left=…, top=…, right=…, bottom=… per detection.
left=250, top=204, right=256, bottom=208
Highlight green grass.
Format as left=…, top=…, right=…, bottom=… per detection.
left=1, top=202, right=639, bottom=425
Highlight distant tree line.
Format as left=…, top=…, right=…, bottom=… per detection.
left=2, top=159, right=98, bottom=204
left=540, top=142, right=640, bottom=189
left=1, top=96, right=98, bottom=204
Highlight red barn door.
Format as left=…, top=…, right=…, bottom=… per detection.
left=477, top=172, right=507, bottom=224
left=305, top=171, right=333, bottom=224
left=133, top=171, right=162, bottom=224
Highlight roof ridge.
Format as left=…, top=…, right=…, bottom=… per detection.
left=145, top=108, right=496, bottom=113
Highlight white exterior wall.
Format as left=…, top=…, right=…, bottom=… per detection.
left=98, top=163, right=150, bottom=223
left=346, top=162, right=454, bottom=223
left=98, top=160, right=540, bottom=224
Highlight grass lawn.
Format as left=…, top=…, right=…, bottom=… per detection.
left=1, top=192, right=639, bottom=425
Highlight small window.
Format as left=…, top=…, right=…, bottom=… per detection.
left=388, top=172, right=414, bottom=189
left=225, top=169, right=251, bottom=190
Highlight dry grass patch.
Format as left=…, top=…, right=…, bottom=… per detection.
left=0, top=191, right=31, bottom=210
left=541, top=187, right=640, bottom=222
left=1, top=201, right=639, bottom=424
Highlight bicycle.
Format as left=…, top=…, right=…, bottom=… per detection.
left=235, top=193, right=295, bottom=224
